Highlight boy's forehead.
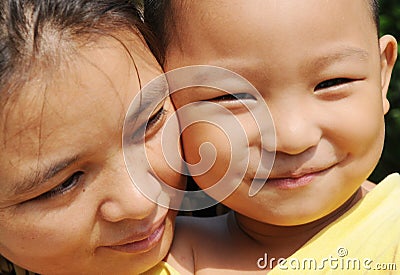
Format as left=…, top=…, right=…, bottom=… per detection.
left=176, top=0, right=373, bottom=20
left=170, top=0, right=376, bottom=56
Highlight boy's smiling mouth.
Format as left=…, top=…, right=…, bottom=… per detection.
left=264, top=168, right=331, bottom=190
left=253, top=163, right=337, bottom=190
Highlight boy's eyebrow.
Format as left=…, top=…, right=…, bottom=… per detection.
left=312, top=47, right=369, bottom=68
left=10, top=155, right=79, bottom=198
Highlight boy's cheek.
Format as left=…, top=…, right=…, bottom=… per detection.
left=181, top=124, right=230, bottom=159
left=180, top=119, right=262, bottom=183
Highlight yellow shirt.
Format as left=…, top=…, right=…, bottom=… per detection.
left=270, top=173, right=400, bottom=274
left=141, top=261, right=180, bottom=275
left=0, top=258, right=179, bottom=275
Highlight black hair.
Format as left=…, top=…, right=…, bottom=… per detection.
left=144, top=0, right=381, bottom=66
left=0, top=0, right=158, bottom=99
left=371, top=0, right=380, bottom=34
left=144, top=0, right=173, bottom=65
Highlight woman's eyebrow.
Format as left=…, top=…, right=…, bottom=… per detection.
left=10, top=155, right=80, bottom=197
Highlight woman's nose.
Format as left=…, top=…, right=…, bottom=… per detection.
left=99, top=160, right=162, bottom=223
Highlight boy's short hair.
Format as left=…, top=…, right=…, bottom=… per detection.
left=144, top=0, right=380, bottom=65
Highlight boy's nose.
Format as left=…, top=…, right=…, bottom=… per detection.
left=269, top=103, right=321, bottom=155
left=99, top=159, right=161, bottom=223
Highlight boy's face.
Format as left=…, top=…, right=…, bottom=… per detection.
left=165, top=0, right=397, bottom=225
left=0, top=35, right=184, bottom=274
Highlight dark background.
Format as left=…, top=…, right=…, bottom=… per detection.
left=370, top=0, right=400, bottom=182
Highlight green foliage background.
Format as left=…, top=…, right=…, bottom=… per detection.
left=370, top=0, right=400, bottom=182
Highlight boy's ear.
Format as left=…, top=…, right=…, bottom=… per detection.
left=379, top=35, right=398, bottom=114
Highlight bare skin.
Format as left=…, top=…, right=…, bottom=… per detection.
left=162, top=0, right=397, bottom=273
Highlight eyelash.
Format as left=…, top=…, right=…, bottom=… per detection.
left=315, top=78, right=353, bottom=91
left=146, top=107, right=167, bottom=131
left=35, top=171, right=84, bottom=201
left=209, top=93, right=256, bottom=101
left=129, top=106, right=167, bottom=143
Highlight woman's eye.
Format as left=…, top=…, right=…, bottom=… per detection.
left=129, top=107, right=167, bottom=143
left=35, top=171, right=84, bottom=201
left=209, top=93, right=256, bottom=102
left=145, top=107, right=167, bottom=132
left=315, top=78, right=353, bottom=91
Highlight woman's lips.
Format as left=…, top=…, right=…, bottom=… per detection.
left=105, top=221, right=166, bottom=254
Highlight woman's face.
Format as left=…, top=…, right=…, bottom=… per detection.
left=0, top=34, right=184, bottom=274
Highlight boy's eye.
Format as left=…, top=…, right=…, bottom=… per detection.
left=208, top=93, right=256, bottom=102
left=315, top=78, right=353, bottom=91
left=34, top=171, right=84, bottom=201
